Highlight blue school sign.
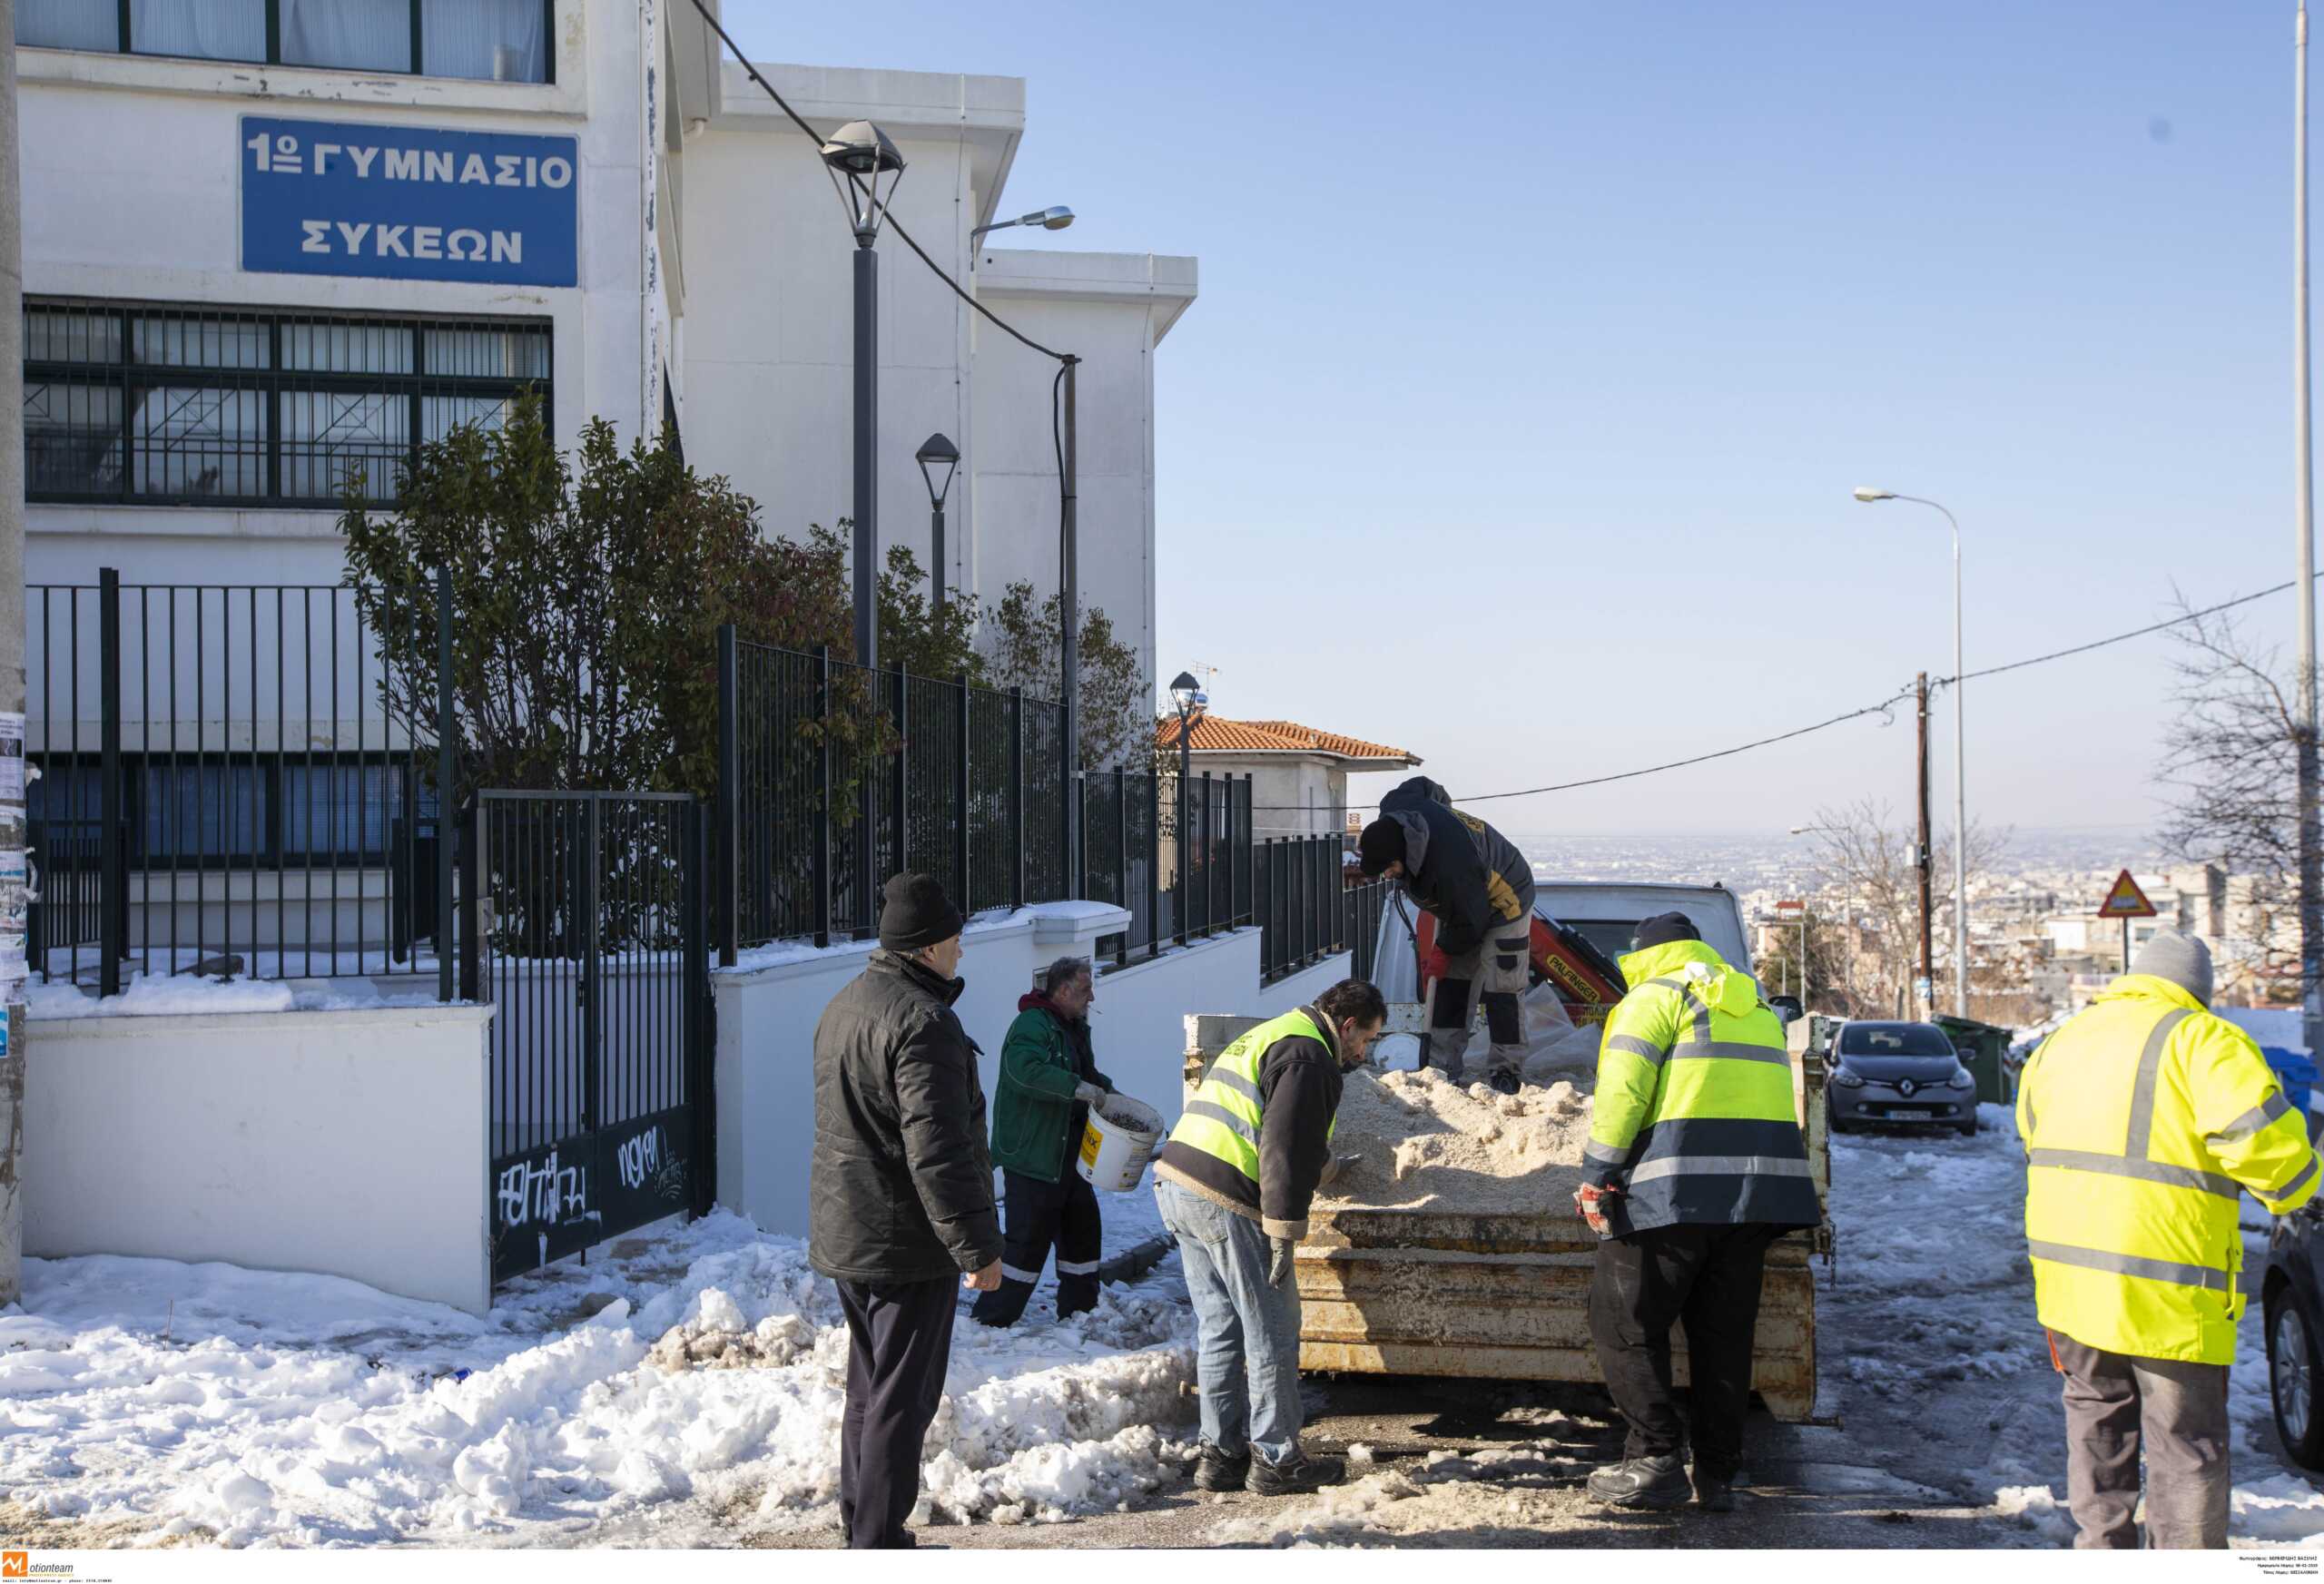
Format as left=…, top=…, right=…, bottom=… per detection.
left=241, top=116, right=579, bottom=288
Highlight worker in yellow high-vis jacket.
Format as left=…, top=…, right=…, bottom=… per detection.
left=2017, top=929, right=2319, bottom=1550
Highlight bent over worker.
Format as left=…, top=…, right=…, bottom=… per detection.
left=974, top=955, right=1114, bottom=1327
left=1356, top=775, right=1536, bottom=1095
left=2017, top=929, right=2319, bottom=1550
left=1153, top=979, right=1386, bottom=1497
left=1578, top=910, right=1822, bottom=1512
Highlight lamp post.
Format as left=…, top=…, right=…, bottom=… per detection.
left=914, top=433, right=959, bottom=614
left=2298, top=0, right=2323, bottom=1056
left=821, top=120, right=903, bottom=930
left=1856, top=486, right=1969, bottom=1016
left=1169, top=671, right=1206, bottom=946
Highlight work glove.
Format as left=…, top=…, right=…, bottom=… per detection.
left=1318, top=1152, right=1360, bottom=1187
left=1267, top=1236, right=1296, bottom=1287
left=1073, top=1082, right=1106, bottom=1106
left=1573, top=1180, right=1621, bottom=1237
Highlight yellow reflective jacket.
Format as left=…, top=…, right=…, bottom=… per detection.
left=2017, top=974, right=2320, bottom=1364
left=1583, top=939, right=1820, bottom=1235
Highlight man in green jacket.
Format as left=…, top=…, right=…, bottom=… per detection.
left=973, top=956, right=1116, bottom=1326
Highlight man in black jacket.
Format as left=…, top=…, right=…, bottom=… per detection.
left=810, top=872, right=1002, bottom=1550
left=1153, top=979, right=1387, bottom=1495
left=1357, top=775, right=1538, bottom=1094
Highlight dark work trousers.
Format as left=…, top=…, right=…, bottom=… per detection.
left=1588, top=1222, right=1780, bottom=1478
left=971, top=1169, right=1103, bottom=1326
left=836, top=1275, right=958, bottom=1550
left=2051, top=1330, right=2230, bottom=1550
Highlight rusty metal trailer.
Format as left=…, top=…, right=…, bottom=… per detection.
left=1184, top=1012, right=1833, bottom=1422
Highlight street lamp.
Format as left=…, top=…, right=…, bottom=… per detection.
left=914, top=433, right=960, bottom=614
left=971, top=204, right=1075, bottom=242
left=822, top=120, right=903, bottom=933
left=1856, top=486, right=1969, bottom=1018
left=1169, top=672, right=1206, bottom=947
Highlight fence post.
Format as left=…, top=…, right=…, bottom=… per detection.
left=1174, top=771, right=1188, bottom=949
left=458, top=800, right=479, bottom=1001
left=96, top=568, right=123, bottom=998
left=1146, top=772, right=1161, bottom=962
left=1008, top=684, right=1025, bottom=911
left=1199, top=772, right=1214, bottom=939
left=715, top=624, right=737, bottom=969
left=581, top=794, right=602, bottom=1132
left=684, top=800, right=716, bottom=1218
left=952, top=672, right=970, bottom=912
left=813, top=644, right=832, bottom=950
left=1115, top=766, right=1128, bottom=969
left=891, top=664, right=909, bottom=880
left=435, top=567, right=456, bottom=1003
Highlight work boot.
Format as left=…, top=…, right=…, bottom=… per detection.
left=1247, top=1452, right=1345, bottom=1497
left=1587, top=1454, right=1692, bottom=1510
left=1487, top=1070, right=1521, bottom=1097
left=1193, top=1445, right=1250, bottom=1492
left=1693, top=1470, right=1737, bottom=1512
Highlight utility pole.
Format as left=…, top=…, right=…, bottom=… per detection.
left=2299, top=0, right=2324, bottom=1058
left=1915, top=671, right=1935, bottom=1021
left=0, top=0, right=26, bottom=1308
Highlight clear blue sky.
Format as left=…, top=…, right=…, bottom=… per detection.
left=724, top=0, right=2311, bottom=843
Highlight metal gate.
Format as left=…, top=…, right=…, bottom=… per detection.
left=478, top=791, right=714, bottom=1284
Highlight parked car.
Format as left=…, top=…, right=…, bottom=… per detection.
left=1826, top=1020, right=1980, bottom=1136
left=2265, top=1201, right=2324, bottom=1469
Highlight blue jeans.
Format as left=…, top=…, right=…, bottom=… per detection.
left=1155, top=1177, right=1304, bottom=1466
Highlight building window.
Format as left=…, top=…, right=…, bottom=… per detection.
left=16, top=0, right=554, bottom=84
left=34, top=754, right=435, bottom=868
left=25, top=300, right=551, bottom=507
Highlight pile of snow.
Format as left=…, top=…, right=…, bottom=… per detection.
left=0, top=1210, right=1194, bottom=1547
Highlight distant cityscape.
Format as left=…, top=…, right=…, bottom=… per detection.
left=1503, top=828, right=2165, bottom=895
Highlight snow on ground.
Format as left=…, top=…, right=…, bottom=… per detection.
left=1823, top=1104, right=2324, bottom=1548
left=1, top=1189, right=1194, bottom=1549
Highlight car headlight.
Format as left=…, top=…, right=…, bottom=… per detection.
left=1832, top=1067, right=1866, bottom=1089
left=1948, top=1067, right=1976, bottom=1090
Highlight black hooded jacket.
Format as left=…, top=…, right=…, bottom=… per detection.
left=1377, top=775, right=1537, bottom=958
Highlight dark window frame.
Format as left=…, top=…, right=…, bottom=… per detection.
left=34, top=749, right=438, bottom=869
left=25, top=298, right=552, bottom=508
left=25, top=1, right=562, bottom=84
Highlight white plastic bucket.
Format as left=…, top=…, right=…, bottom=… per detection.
left=1077, top=1094, right=1164, bottom=1192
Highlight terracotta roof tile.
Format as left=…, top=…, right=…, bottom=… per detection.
left=1155, top=710, right=1419, bottom=764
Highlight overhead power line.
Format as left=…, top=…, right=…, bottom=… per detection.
left=1244, top=573, right=2322, bottom=814
left=684, top=0, right=1070, bottom=364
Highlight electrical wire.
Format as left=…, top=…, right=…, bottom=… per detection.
left=1239, top=571, right=2324, bottom=813
left=684, top=0, right=1071, bottom=365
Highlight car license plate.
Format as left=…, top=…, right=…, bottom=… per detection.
left=1883, top=1107, right=1926, bottom=1119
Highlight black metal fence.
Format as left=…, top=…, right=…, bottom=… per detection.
left=1344, top=878, right=1395, bottom=983
left=715, top=635, right=1071, bottom=957
left=28, top=569, right=456, bottom=994
left=1255, top=835, right=1359, bottom=986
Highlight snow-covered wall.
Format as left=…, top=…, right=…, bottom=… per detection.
left=712, top=906, right=1336, bottom=1241
left=24, top=1005, right=494, bottom=1313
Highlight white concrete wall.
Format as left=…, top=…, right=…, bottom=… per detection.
left=714, top=902, right=1307, bottom=1239
left=24, top=1004, right=496, bottom=1312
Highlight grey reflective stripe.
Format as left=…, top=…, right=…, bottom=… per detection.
left=1183, top=1099, right=1258, bottom=1145
left=1605, top=1033, right=1668, bottom=1064
left=1000, top=1264, right=1042, bottom=1285
left=2025, top=1238, right=2230, bottom=1294
left=2124, top=1008, right=2194, bottom=1158
left=1054, top=1258, right=1099, bottom=1274
left=2210, top=1092, right=2295, bottom=1144
left=2026, top=1147, right=2239, bottom=1200
left=1669, top=1040, right=1790, bottom=1066
left=2270, top=1155, right=2321, bottom=1204
left=1681, top=989, right=1713, bottom=1045
left=1583, top=1138, right=1632, bottom=1167
left=1206, top=1067, right=1263, bottom=1107
left=1625, top=1155, right=1815, bottom=1186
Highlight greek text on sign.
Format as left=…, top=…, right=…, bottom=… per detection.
left=2098, top=869, right=2158, bottom=920
left=241, top=116, right=578, bottom=288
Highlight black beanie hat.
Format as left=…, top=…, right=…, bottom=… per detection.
left=1632, top=910, right=1701, bottom=950
left=1356, top=818, right=1406, bottom=878
left=880, top=871, right=964, bottom=953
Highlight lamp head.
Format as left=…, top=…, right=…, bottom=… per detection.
left=1168, top=672, right=1201, bottom=714
left=1033, top=205, right=1075, bottom=231
left=1853, top=487, right=1896, bottom=503
left=819, top=121, right=904, bottom=177
left=915, top=432, right=960, bottom=510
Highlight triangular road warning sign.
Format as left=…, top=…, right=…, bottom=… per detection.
left=2098, top=869, right=2158, bottom=920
